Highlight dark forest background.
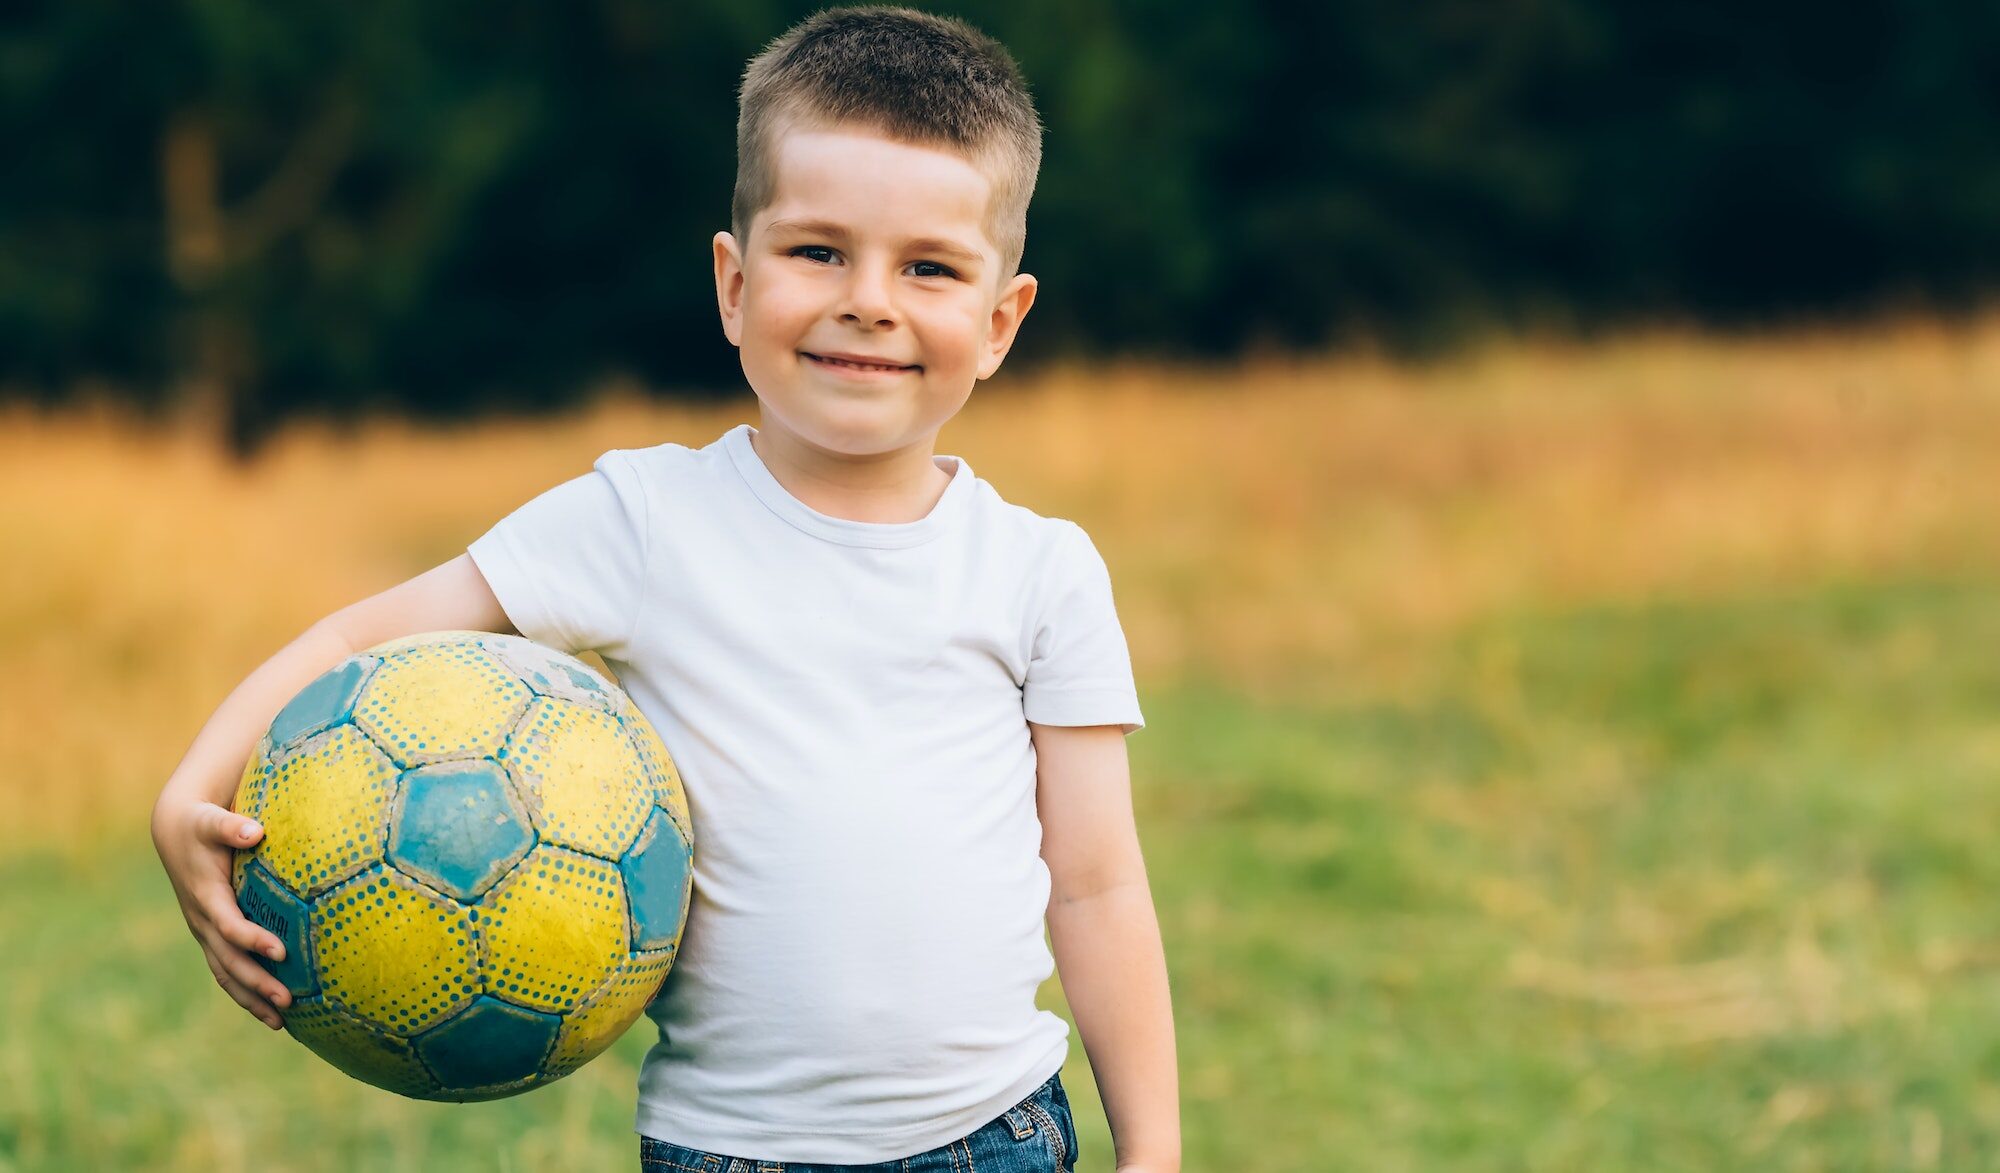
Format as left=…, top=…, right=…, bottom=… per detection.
left=6, top=0, right=2000, bottom=450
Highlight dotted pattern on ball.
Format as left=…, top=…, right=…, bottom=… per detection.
left=477, top=845, right=628, bottom=1014
left=500, top=698, right=651, bottom=860
left=618, top=698, right=693, bottom=844
left=355, top=643, right=530, bottom=769
left=314, top=866, right=478, bottom=1037
left=545, top=946, right=678, bottom=1077
left=285, top=996, right=439, bottom=1098
left=256, top=726, right=399, bottom=898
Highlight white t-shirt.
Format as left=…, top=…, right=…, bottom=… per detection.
left=466, top=423, right=1143, bottom=1162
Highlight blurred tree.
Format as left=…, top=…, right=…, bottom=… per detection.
left=4, top=0, right=1999, bottom=448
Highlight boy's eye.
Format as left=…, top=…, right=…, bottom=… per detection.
left=908, top=261, right=956, bottom=279
left=791, top=246, right=837, bottom=264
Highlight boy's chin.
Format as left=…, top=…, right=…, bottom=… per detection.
left=758, top=408, right=944, bottom=460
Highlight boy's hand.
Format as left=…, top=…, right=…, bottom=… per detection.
left=152, top=797, right=292, bottom=1030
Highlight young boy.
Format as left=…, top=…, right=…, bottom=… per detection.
left=151, top=7, right=1179, bottom=1170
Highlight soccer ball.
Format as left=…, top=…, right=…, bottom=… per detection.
left=229, top=630, right=693, bottom=1101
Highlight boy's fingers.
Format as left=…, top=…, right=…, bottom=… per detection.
left=202, top=950, right=286, bottom=1030
left=197, top=801, right=263, bottom=848
left=216, top=908, right=286, bottom=963
left=204, top=929, right=293, bottom=1012
left=198, top=879, right=287, bottom=964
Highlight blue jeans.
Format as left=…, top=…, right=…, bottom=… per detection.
left=639, top=1071, right=1080, bottom=1173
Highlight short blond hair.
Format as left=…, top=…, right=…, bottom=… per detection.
left=732, top=6, right=1044, bottom=279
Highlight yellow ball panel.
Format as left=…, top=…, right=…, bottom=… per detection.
left=363, top=629, right=484, bottom=657
left=315, top=866, right=479, bottom=1036
left=620, top=698, right=692, bottom=839
left=258, top=726, right=398, bottom=897
left=355, top=642, right=530, bottom=769
left=285, top=998, right=439, bottom=1098
left=479, top=846, right=627, bottom=1014
left=504, top=698, right=650, bottom=858
left=544, top=947, right=676, bottom=1078
left=230, top=736, right=275, bottom=893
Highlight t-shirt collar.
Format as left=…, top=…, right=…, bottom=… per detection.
left=723, top=423, right=971, bottom=548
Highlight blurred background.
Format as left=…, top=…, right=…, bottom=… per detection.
left=5, top=2, right=2000, bottom=1170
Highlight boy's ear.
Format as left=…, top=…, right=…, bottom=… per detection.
left=976, top=271, right=1038, bottom=381
left=713, top=231, right=745, bottom=348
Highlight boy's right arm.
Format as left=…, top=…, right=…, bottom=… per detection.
left=151, top=553, right=515, bottom=1030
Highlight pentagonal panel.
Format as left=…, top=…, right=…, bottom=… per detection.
left=482, top=635, right=621, bottom=715
left=315, top=866, right=478, bottom=1037
left=354, top=642, right=530, bottom=769
left=284, top=997, right=439, bottom=1099
left=479, top=846, right=627, bottom=1014
left=413, top=995, right=561, bottom=1094
left=235, top=859, right=317, bottom=998
left=257, top=725, right=399, bottom=897
left=501, top=698, right=650, bottom=859
left=620, top=808, right=693, bottom=953
left=387, top=760, right=535, bottom=901
left=268, top=657, right=378, bottom=753
left=544, top=947, right=675, bottom=1078
left=618, top=698, right=692, bottom=840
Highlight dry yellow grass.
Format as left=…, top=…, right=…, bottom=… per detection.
left=5, top=316, right=1999, bottom=840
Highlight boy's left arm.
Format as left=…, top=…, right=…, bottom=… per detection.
left=1033, top=721, right=1180, bottom=1173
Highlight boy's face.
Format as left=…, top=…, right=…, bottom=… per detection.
left=713, top=124, right=1036, bottom=462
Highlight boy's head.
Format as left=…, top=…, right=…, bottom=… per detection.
left=713, top=7, right=1045, bottom=463
left=731, top=6, right=1042, bottom=281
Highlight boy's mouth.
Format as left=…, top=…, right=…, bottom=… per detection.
left=802, top=351, right=920, bottom=373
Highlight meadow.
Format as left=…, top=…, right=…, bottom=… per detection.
left=4, top=318, right=2000, bottom=1170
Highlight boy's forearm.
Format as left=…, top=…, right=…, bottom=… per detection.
left=153, top=621, right=356, bottom=820
left=1047, top=881, right=1181, bottom=1172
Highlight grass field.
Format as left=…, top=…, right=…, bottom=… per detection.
left=4, top=318, right=2000, bottom=1169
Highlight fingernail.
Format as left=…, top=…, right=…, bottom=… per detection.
left=266, top=944, right=285, bottom=961
left=241, top=821, right=262, bottom=840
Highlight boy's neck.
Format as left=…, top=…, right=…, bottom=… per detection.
left=747, top=422, right=956, bottom=524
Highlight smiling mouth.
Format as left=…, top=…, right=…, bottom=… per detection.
left=803, top=352, right=919, bottom=373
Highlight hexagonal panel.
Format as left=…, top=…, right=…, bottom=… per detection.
left=315, top=865, right=478, bottom=1037
left=479, top=845, right=627, bottom=1014
left=618, top=698, right=691, bottom=840
left=257, top=725, right=399, bottom=897
left=232, top=734, right=276, bottom=824
left=354, top=642, right=531, bottom=769
left=230, top=735, right=276, bottom=895
left=500, top=698, right=650, bottom=859
left=544, top=947, right=676, bottom=1079
left=482, top=635, right=620, bottom=714
left=413, top=995, right=561, bottom=1095
left=235, top=859, right=316, bottom=999
left=284, top=996, right=440, bottom=1099
left=620, top=808, right=693, bottom=952
left=363, top=630, right=482, bottom=658
left=387, top=760, right=535, bottom=901
left=268, top=657, right=379, bottom=753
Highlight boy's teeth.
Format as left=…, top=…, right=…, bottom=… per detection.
left=820, top=355, right=900, bottom=370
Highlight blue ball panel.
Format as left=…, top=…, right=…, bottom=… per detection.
left=620, top=808, right=693, bottom=951
left=387, top=761, right=535, bottom=901
left=414, top=995, right=562, bottom=1090
left=269, top=657, right=378, bottom=751
left=236, top=860, right=317, bottom=998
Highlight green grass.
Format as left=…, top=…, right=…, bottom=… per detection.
left=8, top=576, right=2000, bottom=1170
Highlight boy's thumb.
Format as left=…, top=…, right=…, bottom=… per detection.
left=204, top=802, right=262, bottom=845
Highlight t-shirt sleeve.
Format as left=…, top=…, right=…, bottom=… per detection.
left=1022, top=521, right=1145, bottom=734
left=465, top=449, right=652, bottom=658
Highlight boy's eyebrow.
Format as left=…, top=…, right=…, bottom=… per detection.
left=765, top=218, right=985, bottom=267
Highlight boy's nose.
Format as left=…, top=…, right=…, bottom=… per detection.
left=836, top=267, right=897, bottom=328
